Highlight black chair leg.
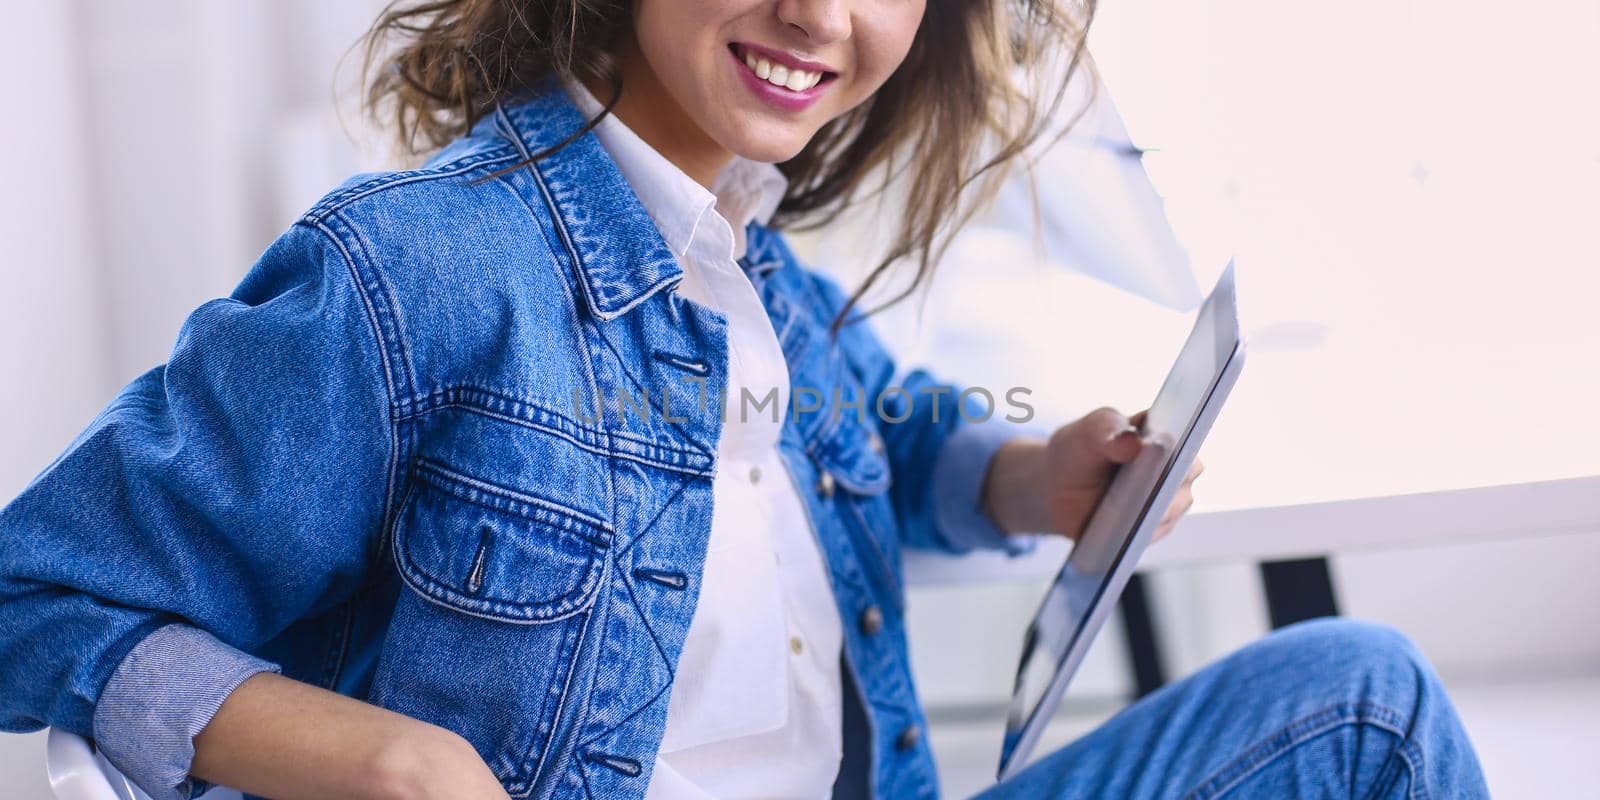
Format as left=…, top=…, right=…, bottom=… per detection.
left=1259, top=557, right=1341, bottom=629
left=1117, top=573, right=1168, bottom=698
left=1117, top=558, right=1341, bottom=700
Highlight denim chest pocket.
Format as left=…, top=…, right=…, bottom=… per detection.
left=394, top=457, right=610, bottom=621
left=369, top=453, right=611, bottom=796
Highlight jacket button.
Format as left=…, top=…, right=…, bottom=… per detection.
left=816, top=470, right=835, bottom=499
left=896, top=724, right=921, bottom=751
left=858, top=606, right=883, bottom=636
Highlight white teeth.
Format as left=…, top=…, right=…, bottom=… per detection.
left=740, top=48, right=823, bottom=92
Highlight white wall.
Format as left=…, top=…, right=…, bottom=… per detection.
left=0, top=5, right=107, bottom=793
left=0, top=2, right=385, bottom=796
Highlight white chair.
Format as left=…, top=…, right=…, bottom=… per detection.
left=45, top=728, right=242, bottom=800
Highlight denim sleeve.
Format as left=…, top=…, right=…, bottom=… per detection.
left=930, top=418, right=1044, bottom=556
left=93, top=624, right=282, bottom=800
left=802, top=269, right=1039, bottom=557
left=0, top=218, right=394, bottom=799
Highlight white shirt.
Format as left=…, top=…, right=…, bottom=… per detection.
left=567, top=83, right=845, bottom=800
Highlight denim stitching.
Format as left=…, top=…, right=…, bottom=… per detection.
left=481, top=160, right=621, bottom=556
left=573, top=499, right=686, bottom=748
left=314, top=600, right=357, bottom=691
left=1184, top=702, right=1414, bottom=800
left=405, top=397, right=711, bottom=476
left=390, top=483, right=606, bottom=624
left=519, top=109, right=683, bottom=318
left=303, top=148, right=519, bottom=222
left=577, top=674, right=676, bottom=751
left=522, top=558, right=603, bottom=796
left=613, top=477, right=692, bottom=559
left=806, top=416, right=891, bottom=495
left=476, top=601, right=574, bottom=797
left=1398, top=739, right=1427, bottom=800
left=592, top=328, right=718, bottom=460
left=413, top=457, right=612, bottom=532
left=497, top=586, right=587, bottom=797
left=578, top=762, right=599, bottom=800
left=398, top=543, right=602, bottom=622
left=481, top=167, right=601, bottom=406
left=304, top=217, right=407, bottom=587
left=569, top=550, right=681, bottom=748
left=845, top=496, right=905, bottom=604
left=330, top=210, right=419, bottom=401
left=394, top=542, right=603, bottom=625
left=620, top=559, right=673, bottom=682
left=397, top=385, right=716, bottom=476
left=494, top=105, right=611, bottom=321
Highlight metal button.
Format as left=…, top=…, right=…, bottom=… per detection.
left=896, top=724, right=921, bottom=751
left=748, top=465, right=762, bottom=485
left=816, top=470, right=835, bottom=498
left=858, top=606, right=884, bottom=636
left=789, top=635, right=805, bottom=655
left=867, top=433, right=884, bottom=454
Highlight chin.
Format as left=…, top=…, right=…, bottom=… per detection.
left=733, top=139, right=807, bottom=164
left=716, top=117, right=817, bottom=165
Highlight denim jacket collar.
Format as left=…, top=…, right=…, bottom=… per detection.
left=487, top=76, right=686, bottom=321
left=487, top=76, right=797, bottom=318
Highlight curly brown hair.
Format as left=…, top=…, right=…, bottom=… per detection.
left=362, top=0, right=1096, bottom=326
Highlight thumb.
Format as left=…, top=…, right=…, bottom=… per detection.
left=1078, top=407, right=1141, bottom=464
left=1102, top=424, right=1142, bottom=464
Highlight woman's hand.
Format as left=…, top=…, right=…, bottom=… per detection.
left=981, top=407, right=1203, bottom=542
left=369, top=721, right=514, bottom=800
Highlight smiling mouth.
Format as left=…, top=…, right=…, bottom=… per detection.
left=729, top=43, right=837, bottom=93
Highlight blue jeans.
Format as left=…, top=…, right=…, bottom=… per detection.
left=977, top=618, right=1489, bottom=799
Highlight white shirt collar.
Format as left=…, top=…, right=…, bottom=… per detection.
left=565, top=81, right=787, bottom=263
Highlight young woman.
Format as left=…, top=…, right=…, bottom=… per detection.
left=0, top=1, right=1488, bottom=799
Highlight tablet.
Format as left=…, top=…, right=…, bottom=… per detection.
left=997, top=262, right=1246, bottom=781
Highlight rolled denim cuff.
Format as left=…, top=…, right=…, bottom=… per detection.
left=931, top=418, right=1043, bottom=556
left=92, top=623, right=280, bottom=800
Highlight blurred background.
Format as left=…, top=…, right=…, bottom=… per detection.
left=1, top=1, right=1597, bottom=798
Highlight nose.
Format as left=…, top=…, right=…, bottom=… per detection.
left=775, top=0, right=851, bottom=44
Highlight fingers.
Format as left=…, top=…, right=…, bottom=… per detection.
left=1081, top=406, right=1141, bottom=464
left=1153, top=490, right=1194, bottom=542
left=1159, top=492, right=1193, bottom=527
left=1154, top=520, right=1176, bottom=542
left=1154, top=458, right=1204, bottom=543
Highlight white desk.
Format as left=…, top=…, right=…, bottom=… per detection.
left=907, top=475, right=1600, bottom=583
left=898, top=248, right=1600, bottom=584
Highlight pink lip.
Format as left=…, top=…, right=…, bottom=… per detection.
left=728, top=43, right=837, bottom=113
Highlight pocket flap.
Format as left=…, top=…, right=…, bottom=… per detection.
left=809, top=412, right=891, bottom=496
left=393, top=458, right=610, bottom=623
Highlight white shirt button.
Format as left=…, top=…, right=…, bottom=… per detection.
left=789, top=635, right=805, bottom=656
left=748, top=465, right=762, bottom=485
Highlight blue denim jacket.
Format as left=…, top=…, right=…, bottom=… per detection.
left=0, top=77, right=1032, bottom=800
